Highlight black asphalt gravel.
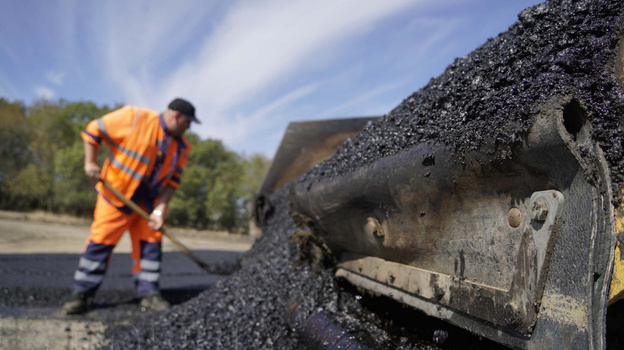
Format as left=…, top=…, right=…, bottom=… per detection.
left=10, top=0, right=624, bottom=349
left=0, top=250, right=239, bottom=323
left=300, top=0, right=624, bottom=204
left=105, top=187, right=478, bottom=349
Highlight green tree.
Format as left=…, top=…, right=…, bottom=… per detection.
left=241, top=153, right=271, bottom=200
left=168, top=135, right=251, bottom=231
left=167, top=164, right=210, bottom=227
left=50, top=101, right=114, bottom=215
left=25, top=101, right=61, bottom=210
left=54, top=142, right=98, bottom=216
left=20, top=100, right=107, bottom=210
left=0, top=98, right=31, bottom=209
left=169, top=135, right=231, bottom=228
left=206, top=154, right=244, bottom=231
left=8, top=164, right=52, bottom=210
left=3, top=99, right=114, bottom=212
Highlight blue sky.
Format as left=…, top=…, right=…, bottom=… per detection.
left=0, top=0, right=543, bottom=158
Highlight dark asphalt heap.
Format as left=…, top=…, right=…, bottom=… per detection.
left=300, top=0, right=624, bottom=203
left=104, top=0, right=624, bottom=348
left=105, top=187, right=426, bottom=349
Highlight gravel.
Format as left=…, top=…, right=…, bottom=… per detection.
left=300, top=0, right=624, bottom=202
left=105, top=187, right=427, bottom=349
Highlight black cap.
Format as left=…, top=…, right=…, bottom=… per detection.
left=168, top=98, right=200, bottom=123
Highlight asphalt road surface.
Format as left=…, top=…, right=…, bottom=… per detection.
left=0, top=211, right=252, bottom=349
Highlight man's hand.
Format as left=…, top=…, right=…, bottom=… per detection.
left=84, top=141, right=101, bottom=183
left=149, top=209, right=165, bottom=231
left=84, top=162, right=101, bottom=183
left=150, top=187, right=175, bottom=231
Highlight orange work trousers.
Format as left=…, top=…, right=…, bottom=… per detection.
left=72, top=194, right=163, bottom=297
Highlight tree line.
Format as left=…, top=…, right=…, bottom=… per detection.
left=0, top=98, right=271, bottom=232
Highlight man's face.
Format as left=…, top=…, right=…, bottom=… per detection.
left=170, top=113, right=192, bottom=137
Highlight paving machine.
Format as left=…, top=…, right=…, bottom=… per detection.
left=286, top=97, right=624, bottom=349
left=253, top=1, right=624, bottom=348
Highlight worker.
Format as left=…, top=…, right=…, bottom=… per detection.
left=63, top=98, right=199, bottom=315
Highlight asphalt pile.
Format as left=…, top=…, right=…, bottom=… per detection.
left=301, top=0, right=624, bottom=201
left=105, top=187, right=422, bottom=349
left=104, top=0, right=624, bottom=348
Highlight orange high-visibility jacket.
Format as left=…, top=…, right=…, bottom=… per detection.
left=81, top=106, right=191, bottom=207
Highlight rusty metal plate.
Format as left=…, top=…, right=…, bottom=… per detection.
left=258, top=117, right=380, bottom=195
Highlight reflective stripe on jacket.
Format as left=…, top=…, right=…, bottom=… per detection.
left=80, top=106, right=191, bottom=207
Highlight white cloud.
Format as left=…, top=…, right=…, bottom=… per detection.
left=318, top=82, right=404, bottom=119
left=69, top=0, right=456, bottom=155
left=0, top=0, right=545, bottom=159
left=193, top=80, right=323, bottom=149
left=35, top=86, right=55, bottom=100
left=87, top=0, right=215, bottom=106
left=67, top=0, right=487, bottom=155
left=0, top=71, right=19, bottom=98
left=46, top=71, right=66, bottom=85
left=404, top=17, right=462, bottom=61
left=163, top=0, right=417, bottom=106
left=152, top=0, right=421, bottom=149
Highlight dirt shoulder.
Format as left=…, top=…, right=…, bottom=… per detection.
left=0, top=210, right=254, bottom=254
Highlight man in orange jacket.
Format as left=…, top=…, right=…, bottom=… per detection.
left=63, top=98, right=199, bottom=314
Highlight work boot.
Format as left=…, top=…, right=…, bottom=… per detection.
left=140, top=294, right=170, bottom=312
left=63, top=292, right=87, bottom=315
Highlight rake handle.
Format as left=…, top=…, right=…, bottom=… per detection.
left=99, top=179, right=213, bottom=272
